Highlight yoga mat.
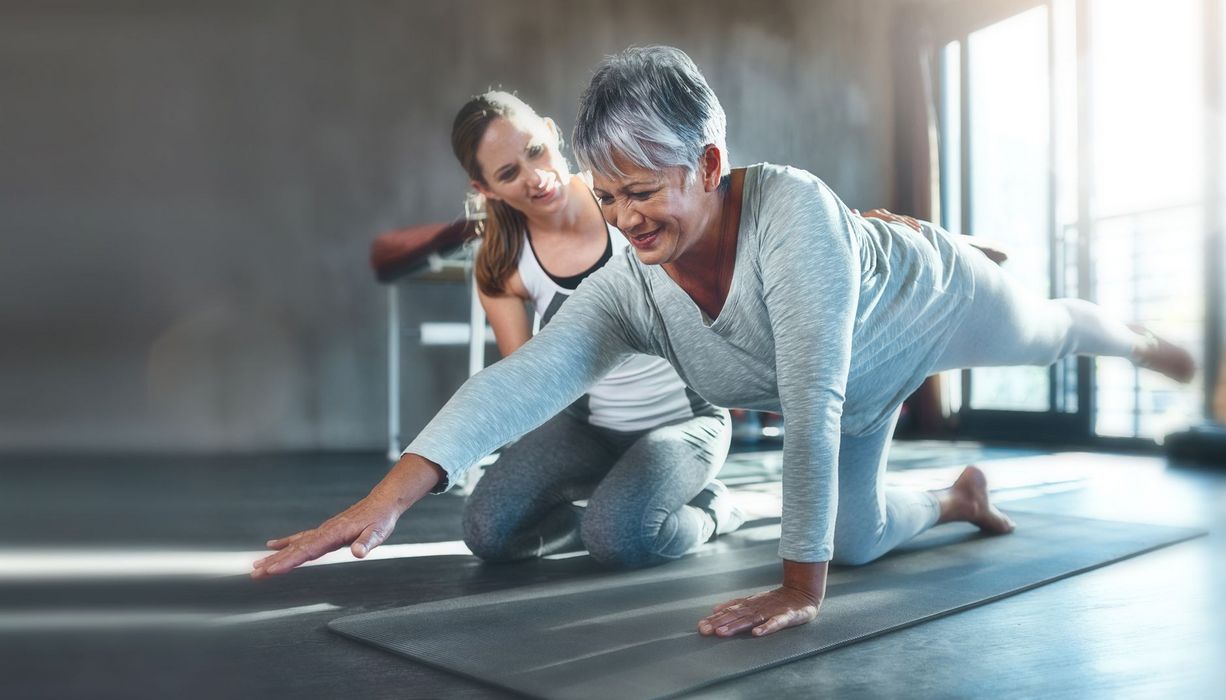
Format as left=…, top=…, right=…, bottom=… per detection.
left=329, top=512, right=1202, bottom=700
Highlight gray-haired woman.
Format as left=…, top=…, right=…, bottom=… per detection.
left=254, top=46, right=1194, bottom=639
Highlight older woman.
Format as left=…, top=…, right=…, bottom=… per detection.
left=254, top=47, right=1194, bottom=639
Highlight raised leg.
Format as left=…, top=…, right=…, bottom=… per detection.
left=934, top=240, right=1195, bottom=382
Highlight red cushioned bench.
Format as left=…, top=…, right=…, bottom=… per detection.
left=369, top=219, right=478, bottom=283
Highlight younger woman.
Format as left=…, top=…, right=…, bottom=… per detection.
left=449, top=91, right=738, bottom=568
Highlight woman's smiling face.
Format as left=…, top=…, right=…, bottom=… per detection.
left=472, top=114, right=571, bottom=217
left=590, top=155, right=713, bottom=266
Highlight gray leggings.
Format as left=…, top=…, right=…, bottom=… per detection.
left=831, top=238, right=1141, bottom=566
left=462, top=408, right=732, bottom=569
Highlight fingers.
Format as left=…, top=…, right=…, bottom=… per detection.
left=252, top=538, right=329, bottom=579
left=752, top=610, right=801, bottom=637
left=859, top=208, right=923, bottom=233
left=351, top=523, right=388, bottom=558
left=265, top=531, right=306, bottom=550
left=251, top=524, right=350, bottom=579
left=253, top=494, right=408, bottom=579
left=699, top=603, right=762, bottom=637
left=698, top=596, right=750, bottom=635
left=711, top=597, right=747, bottom=613
left=750, top=599, right=819, bottom=637
left=254, top=531, right=310, bottom=569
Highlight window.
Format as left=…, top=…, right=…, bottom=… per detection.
left=936, top=0, right=1209, bottom=442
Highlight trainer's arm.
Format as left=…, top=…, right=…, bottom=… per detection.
left=479, top=272, right=533, bottom=357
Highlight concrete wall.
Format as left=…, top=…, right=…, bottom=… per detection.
left=0, top=0, right=898, bottom=452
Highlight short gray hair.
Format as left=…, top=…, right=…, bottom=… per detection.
left=573, top=46, right=729, bottom=180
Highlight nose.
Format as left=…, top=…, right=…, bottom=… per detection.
left=528, top=168, right=547, bottom=190
left=611, top=200, right=644, bottom=233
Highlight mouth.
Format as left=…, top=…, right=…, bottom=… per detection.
left=627, top=228, right=661, bottom=250
left=531, top=182, right=559, bottom=202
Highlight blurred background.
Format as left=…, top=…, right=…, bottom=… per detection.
left=1, top=2, right=1222, bottom=697
left=2, top=0, right=1221, bottom=459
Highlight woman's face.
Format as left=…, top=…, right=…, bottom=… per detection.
left=591, top=155, right=713, bottom=267
left=473, top=114, right=571, bottom=218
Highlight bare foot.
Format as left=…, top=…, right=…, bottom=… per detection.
left=1128, top=324, right=1196, bottom=384
left=934, top=465, right=1015, bottom=534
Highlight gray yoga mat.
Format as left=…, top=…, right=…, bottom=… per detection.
left=329, top=512, right=1202, bottom=700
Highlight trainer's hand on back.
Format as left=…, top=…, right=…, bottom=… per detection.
left=698, top=585, right=822, bottom=638
left=853, top=207, right=923, bottom=233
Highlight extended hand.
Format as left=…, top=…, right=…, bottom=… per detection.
left=251, top=453, right=443, bottom=579
left=698, top=585, right=822, bottom=638
left=251, top=490, right=403, bottom=579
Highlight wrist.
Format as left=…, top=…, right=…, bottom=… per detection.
left=375, top=453, right=445, bottom=513
left=781, top=558, right=829, bottom=602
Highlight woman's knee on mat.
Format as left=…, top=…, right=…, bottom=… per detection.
left=581, top=505, right=651, bottom=569
left=580, top=499, right=681, bottom=570
left=461, top=502, right=520, bottom=562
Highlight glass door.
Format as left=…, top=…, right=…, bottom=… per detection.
left=936, top=0, right=1208, bottom=443
left=938, top=2, right=1089, bottom=440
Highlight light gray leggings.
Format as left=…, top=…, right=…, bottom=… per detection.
left=831, top=239, right=1141, bottom=566
left=462, top=408, right=732, bottom=569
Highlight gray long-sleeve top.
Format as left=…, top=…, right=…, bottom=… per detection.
left=406, top=163, right=976, bottom=562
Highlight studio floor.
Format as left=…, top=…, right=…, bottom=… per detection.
left=2, top=443, right=1223, bottom=699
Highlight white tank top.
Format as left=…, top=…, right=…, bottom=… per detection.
left=516, top=223, right=709, bottom=431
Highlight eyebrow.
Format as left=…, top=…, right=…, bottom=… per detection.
left=593, top=179, right=657, bottom=196
left=492, top=142, right=543, bottom=180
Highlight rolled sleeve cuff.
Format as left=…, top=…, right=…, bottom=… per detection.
left=400, top=442, right=462, bottom=495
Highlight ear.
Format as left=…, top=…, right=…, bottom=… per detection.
left=471, top=179, right=498, bottom=201
left=543, top=116, right=560, bottom=140
left=699, top=144, right=724, bottom=193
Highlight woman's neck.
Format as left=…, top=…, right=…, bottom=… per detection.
left=662, top=175, right=741, bottom=322
left=665, top=189, right=729, bottom=284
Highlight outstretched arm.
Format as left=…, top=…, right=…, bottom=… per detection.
left=252, top=262, right=643, bottom=578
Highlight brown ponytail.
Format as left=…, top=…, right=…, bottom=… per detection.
left=451, top=91, right=536, bottom=297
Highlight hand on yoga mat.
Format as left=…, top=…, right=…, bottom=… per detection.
left=251, top=453, right=445, bottom=578
left=699, top=586, right=822, bottom=638
left=699, top=559, right=828, bottom=637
